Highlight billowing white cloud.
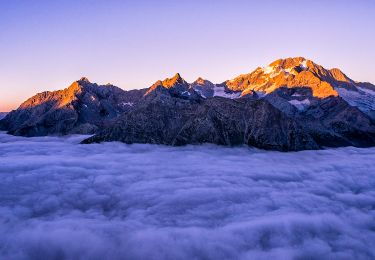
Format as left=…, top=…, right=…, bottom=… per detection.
left=0, top=132, right=374, bottom=259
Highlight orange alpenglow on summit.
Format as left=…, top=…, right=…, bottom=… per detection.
left=225, top=57, right=341, bottom=99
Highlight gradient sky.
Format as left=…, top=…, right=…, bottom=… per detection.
left=1, top=0, right=374, bottom=111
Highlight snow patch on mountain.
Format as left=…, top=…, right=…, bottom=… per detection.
left=193, top=88, right=207, bottom=98
left=181, top=91, right=191, bottom=96
left=336, top=87, right=375, bottom=112
left=262, top=66, right=274, bottom=74
left=213, top=86, right=241, bottom=99
left=122, top=102, right=134, bottom=106
left=262, top=65, right=298, bottom=79
left=300, top=59, right=308, bottom=69
left=197, top=90, right=208, bottom=98
left=284, top=67, right=297, bottom=76
left=358, top=86, right=375, bottom=96
left=288, top=99, right=311, bottom=111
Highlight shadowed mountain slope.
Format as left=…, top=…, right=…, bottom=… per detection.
left=83, top=88, right=318, bottom=151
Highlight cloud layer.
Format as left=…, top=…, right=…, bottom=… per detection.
left=0, top=132, right=374, bottom=259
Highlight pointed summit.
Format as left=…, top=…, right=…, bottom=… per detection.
left=147, top=73, right=188, bottom=92
left=194, top=77, right=207, bottom=85
left=161, top=73, right=187, bottom=88
left=329, top=68, right=352, bottom=83
left=173, top=72, right=182, bottom=79
left=225, top=57, right=340, bottom=98
left=269, top=57, right=310, bottom=70
left=78, top=77, right=91, bottom=83
left=144, top=73, right=202, bottom=99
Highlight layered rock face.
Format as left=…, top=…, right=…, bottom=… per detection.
left=2, top=57, right=375, bottom=151
left=0, top=78, right=147, bottom=136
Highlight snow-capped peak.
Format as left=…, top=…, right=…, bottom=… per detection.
left=300, top=59, right=308, bottom=70
left=262, top=66, right=274, bottom=74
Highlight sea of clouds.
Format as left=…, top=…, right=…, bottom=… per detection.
left=0, top=132, right=374, bottom=259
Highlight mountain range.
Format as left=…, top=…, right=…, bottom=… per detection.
left=1, top=57, right=375, bottom=151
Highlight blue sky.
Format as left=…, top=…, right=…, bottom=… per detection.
left=1, top=0, right=374, bottom=111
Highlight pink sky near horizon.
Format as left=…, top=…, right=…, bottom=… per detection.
left=1, top=0, right=374, bottom=112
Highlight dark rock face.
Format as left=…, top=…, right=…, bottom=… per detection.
left=0, top=78, right=147, bottom=136
left=297, top=97, right=375, bottom=147
left=83, top=89, right=319, bottom=151
left=172, top=98, right=317, bottom=151
left=189, top=78, right=216, bottom=98
left=261, top=87, right=375, bottom=147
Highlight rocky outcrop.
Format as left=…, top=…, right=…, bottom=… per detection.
left=0, top=78, right=147, bottom=136
left=190, top=78, right=246, bottom=99
left=145, top=73, right=201, bottom=100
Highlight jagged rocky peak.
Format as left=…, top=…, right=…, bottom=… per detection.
left=190, top=77, right=217, bottom=98
left=193, top=77, right=213, bottom=85
left=78, top=76, right=91, bottom=83
left=194, top=77, right=206, bottom=84
left=329, top=68, right=352, bottom=83
left=17, top=81, right=83, bottom=110
left=260, top=57, right=357, bottom=90
left=191, top=77, right=216, bottom=88
left=55, top=78, right=99, bottom=107
left=225, top=57, right=340, bottom=98
left=145, top=73, right=192, bottom=97
left=72, top=76, right=96, bottom=90
left=0, top=78, right=147, bottom=136
left=59, top=78, right=92, bottom=99
left=268, top=57, right=310, bottom=70
left=255, top=56, right=320, bottom=78
left=149, top=73, right=188, bottom=89
left=162, top=73, right=187, bottom=87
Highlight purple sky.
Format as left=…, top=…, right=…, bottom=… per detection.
left=1, top=0, right=374, bottom=111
